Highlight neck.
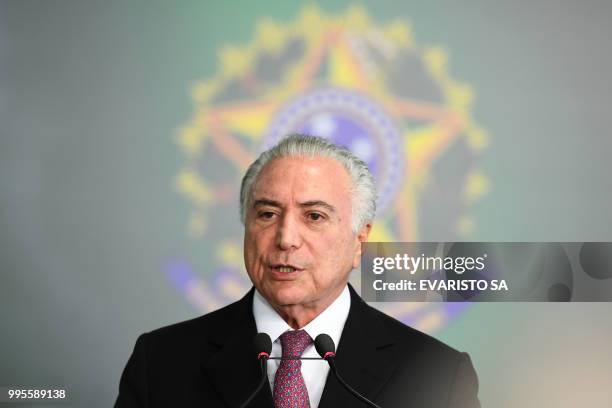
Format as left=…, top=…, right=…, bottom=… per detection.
left=271, top=286, right=345, bottom=329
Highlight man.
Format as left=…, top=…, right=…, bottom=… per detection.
left=115, top=135, right=480, bottom=408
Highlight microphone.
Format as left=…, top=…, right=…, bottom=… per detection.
left=239, top=333, right=272, bottom=408
left=254, top=332, right=272, bottom=360
left=314, top=334, right=382, bottom=408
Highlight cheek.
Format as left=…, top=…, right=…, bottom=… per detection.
left=244, top=231, right=261, bottom=266
left=245, top=228, right=272, bottom=266
left=312, top=234, right=356, bottom=279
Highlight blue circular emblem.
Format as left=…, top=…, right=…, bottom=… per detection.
left=264, top=87, right=404, bottom=215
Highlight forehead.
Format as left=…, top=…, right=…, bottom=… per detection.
left=252, top=155, right=353, bottom=204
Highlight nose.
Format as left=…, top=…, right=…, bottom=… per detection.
left=276, top=212, right=302, bottom=251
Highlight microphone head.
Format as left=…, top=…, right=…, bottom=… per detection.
left=253, top=333, right=272, bottom=359
left=314, top=333, right=336, bottom=359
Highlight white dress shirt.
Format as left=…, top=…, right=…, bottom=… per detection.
left=252, top=285, right=351, bottom=408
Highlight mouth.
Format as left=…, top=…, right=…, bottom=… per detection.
left=270, top=263, right=304, bottom=272
left=268, top=263, right=304, bottom=279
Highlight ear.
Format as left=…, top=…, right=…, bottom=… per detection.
left=352, top=222, right=372, bottom=269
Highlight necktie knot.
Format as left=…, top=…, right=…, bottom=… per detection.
left=280, top=329, right=312, bottom=357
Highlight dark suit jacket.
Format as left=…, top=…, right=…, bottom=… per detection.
left=115, top=285, right=480, bottom=408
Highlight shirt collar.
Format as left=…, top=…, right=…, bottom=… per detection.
left=253, top=285, right=351, bottom=349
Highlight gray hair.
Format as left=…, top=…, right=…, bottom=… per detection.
left=240, top=134, right=377, bottom=233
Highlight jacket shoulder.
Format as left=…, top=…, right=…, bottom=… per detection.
left=365, top=301, right=463, bottom=358
left=362, top=303, right=480, bottom=407
left=141, top=293, right=250, bottom=350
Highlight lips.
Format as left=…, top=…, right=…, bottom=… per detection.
left=270, top=263, right=304, bottom=272
left=268, top=263, right=305, bottom=280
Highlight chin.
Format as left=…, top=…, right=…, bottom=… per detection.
left=265, top=282, right=310, bottom=307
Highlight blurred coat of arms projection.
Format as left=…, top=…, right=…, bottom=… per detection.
left=170, top=6, right=489, bottom=332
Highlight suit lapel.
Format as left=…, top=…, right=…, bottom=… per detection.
left=202, top=289, right=274, bottom=408
left=201, top=285, right=397, bottom=407
left=318, top=284, right=398, bottom=407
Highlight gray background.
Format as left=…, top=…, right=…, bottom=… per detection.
left=1, top=1, right=611, bottom=406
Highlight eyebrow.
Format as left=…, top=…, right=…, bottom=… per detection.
left=252, top=198, right=337, bottom=213
left=253, top=198, right=283, bottom=208
left=298, top=200, right=337, bottom=213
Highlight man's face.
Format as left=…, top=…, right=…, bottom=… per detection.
left=244, top=155, right=369, bottom=311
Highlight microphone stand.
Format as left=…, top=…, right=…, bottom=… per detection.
left=326, top=357, right=382, bottom=408
left=241, top=332, right=383, bottom=408
left=268, top=356, right=323, bottom=360
left=239, top=355, right=268, bottom=408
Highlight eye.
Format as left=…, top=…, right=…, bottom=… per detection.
left=307, top=212, right=324, bottom=222
left=258, top=211, right=276, bottom=220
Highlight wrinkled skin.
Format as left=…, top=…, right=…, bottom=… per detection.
left=243, top=156, right=371, bottom=329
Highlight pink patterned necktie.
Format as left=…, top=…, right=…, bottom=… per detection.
left=273, top=329, right=312, bottom=408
